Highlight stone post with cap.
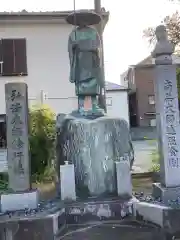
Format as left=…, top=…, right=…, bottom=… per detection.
left=1, top=81, right=39, bottom=213
left=133, top=26, right=180, bottom=237
left=151, top=25, right=180, bottom=203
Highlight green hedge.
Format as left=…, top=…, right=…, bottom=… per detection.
left=150, top=149, right=160, bottom=172
left=29, top=104, right=56, bottom=182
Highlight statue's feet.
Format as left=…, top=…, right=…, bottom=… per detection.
left=92, top=104, right=105, bottom=115
left=78, top=105, right=104, bottom=117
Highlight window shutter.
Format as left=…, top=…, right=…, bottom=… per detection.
left=14, top=38, right=27, bottom=75
left=0, top=40, right=3, bottom=75
left=1, top=39, right=14, bottom=76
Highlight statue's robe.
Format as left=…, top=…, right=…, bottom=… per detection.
left=68, top=26, right=102, bottom=96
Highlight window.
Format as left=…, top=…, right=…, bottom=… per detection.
left=148, top=95, right=155, bottom=105
left=0, top=38, right=27, bottom=76
left=106, top=97, right=112, bottom=106
left=0, top=115, right=6, bottom=148
left=150, top=118, right=156, bottom=127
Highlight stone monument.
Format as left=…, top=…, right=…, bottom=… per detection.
left=57, top=10, right=134, bottom=201
left=134, top=25, right=180, bottom=238
left=1, top=82, right=38, bottom=212
left=5, top=82, right=30, bottom=192
left=151, top=25, right=180, bottom=201
left=0, top=82, right=66, bottom=240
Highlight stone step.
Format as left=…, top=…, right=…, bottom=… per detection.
left=65, top=197, right=135, bottom=224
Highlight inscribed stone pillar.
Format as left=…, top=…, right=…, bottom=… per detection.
left=5, top=82, right=30, bottom=191
left=152, top=25, right=180, bottom=187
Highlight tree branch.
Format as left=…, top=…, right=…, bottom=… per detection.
left=143, top=11, right=180, bottom=50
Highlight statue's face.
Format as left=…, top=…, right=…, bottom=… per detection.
left=78, top=22, right=87, bottom=28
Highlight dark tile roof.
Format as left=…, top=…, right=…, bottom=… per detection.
left=106, top=81, right=127, bottom=91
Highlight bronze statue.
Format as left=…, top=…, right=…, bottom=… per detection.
left=67, top=10, right=104, bottom=117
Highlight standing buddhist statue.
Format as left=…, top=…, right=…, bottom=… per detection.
left=67, top=10, right=104, bottom=117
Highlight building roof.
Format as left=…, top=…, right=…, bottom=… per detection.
left=0, top=10, right=109, bottom=24
left=106, top=81, right=128, bottom=91
left=134, top=56, right=152, bottom=66
left=122, top=54, right=180, bottom=82
left=131, top=54, right=180, bottom=68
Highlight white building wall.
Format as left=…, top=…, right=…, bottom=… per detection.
left=106, top=91, right=129, bottom=124
left=0, top=21, right=129, bottom=121
left=0, top=21, right=76, bottom=114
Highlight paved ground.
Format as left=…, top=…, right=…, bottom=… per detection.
left=132, top=140, right=157, bottom=173
left=60, top=222, right=165, bottom=240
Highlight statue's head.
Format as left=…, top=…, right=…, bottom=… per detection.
left=155, top=25, right=167, bottom=42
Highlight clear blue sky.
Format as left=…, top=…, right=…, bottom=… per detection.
left=1, top=0, right=180, bottom=83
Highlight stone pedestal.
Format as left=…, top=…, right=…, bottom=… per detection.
left=5, top=82, right=30, bottom=191
left=116, top=161, right=132, bottom=198
left=152, top=182, right=180, bottom=204
left=66, top=197, right=135, bottom=224
left=134, top=201, right=180, bottom=235
left=60, top=164, right=76, bottom=201
left=1, top=190, right=39, bottom=212
left=0, top=207, right=65, bottom=240
left=57, top=115, right=134, bottom=198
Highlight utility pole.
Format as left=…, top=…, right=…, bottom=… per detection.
left=94, top=0, right=107, bottom=113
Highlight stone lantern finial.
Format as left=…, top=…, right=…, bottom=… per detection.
left=151, top=25, right=174, bottom=64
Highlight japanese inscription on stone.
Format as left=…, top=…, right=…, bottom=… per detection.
left=164, top=77, right=180, bottom=168
left=153, top=25, right=180, bottom=187
left=9, top=90, right=25, bottom=174
left=5, top=82, right=30, bottom=191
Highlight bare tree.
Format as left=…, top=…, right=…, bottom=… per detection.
left=143, top=11, right=180, bottom=49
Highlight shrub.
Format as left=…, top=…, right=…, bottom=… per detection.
left=29, top=104, right=56, bottom=181
left=150, top=149, right=160, bottom=172
left=147, top=140, right=160, bottom=172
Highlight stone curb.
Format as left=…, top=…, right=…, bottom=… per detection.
left=134, top=201, right=180, bottom=235
left=131, top=172, right=154, bottom=179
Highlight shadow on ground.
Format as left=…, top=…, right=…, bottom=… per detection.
left=59, top=221, right=165, bottom=240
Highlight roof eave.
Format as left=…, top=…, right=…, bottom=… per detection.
left=0, top=11, right=109, bottom=27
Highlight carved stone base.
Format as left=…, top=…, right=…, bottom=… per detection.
left=0, top=208, right=65, bottom=240
left=1, top=190, right=39, bottom=212
left=57, top=116, right=134, bottom=198
left=134, top=201, right=180, bottom=236
left=152, top=182, right=180, bottom=204
left=66, top=197, right=136, bottom=224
